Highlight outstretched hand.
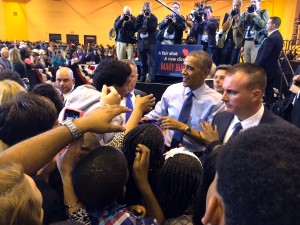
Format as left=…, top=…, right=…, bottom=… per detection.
left=158, top=116, right=186, bottom=131
left=77, top=104, right=131, bottom=134
left=57, top=136, right=84, bottom=178
left=100, top=85, right=121, bottom=106
left=135, top=94, right=155, bottom=114
left=199, top=121, right=219, bottom=144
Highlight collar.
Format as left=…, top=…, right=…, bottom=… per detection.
left=184, top=83, right=208, bottom=100
left=234, top=104, right=264, bottom=130
left=88, top=202, right=125, bottom=219
left=62, top=85, right=75, bottom=98
left=268, top=29, right=278, bottom=36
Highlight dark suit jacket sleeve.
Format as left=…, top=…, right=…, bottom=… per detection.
left=255, top=37, right=275, bottom=66
left=134, top=89, right=148, bottom=97
left=172, top=15, right=186, bottom=32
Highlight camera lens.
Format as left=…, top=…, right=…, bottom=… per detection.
left=144, top=10, right=150, bottom=16
left=167, top=17, right=173, bottom=24
left=231, top=9, right=238, bottom=16
left=124, top=14, right=130, bottom=21
left=247, top=4, right=256, bottom=13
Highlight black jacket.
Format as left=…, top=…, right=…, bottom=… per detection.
left=158, top=14, right=185, bottom=44
left=255, top=30, right=283, bottom=79
left=114, top=15, right=137, bottom=44
left=135, top=13, right=158, bottom=44
left=190, top=18, right=218, bottom=46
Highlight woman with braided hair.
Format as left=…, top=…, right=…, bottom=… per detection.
left=157, top=147, right=203, bottom=224
left=121, top=122, right=164, bottom=207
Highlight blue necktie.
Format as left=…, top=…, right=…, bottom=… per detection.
left=170, top=91, right=194, bottom=148
left=228, top=122, right=243, bottom=142
left=125, top=93, right=133, bottom=122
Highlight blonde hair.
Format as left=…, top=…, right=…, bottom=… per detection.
left=0, top=163, right=42, bottom=225
left=0, top=79, right=26, bottom=105
left=9, top=48, right=25, bottom=65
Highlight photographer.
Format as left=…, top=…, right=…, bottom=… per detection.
left=188, top=5, right=219, bottom=63
left=158, top=2, right=185, bottom=45
left=114, top=6, right=136, bottom=60
left=218, top=0, right=243, bottom=65
left=135, top=2, right=158, bottom=83
left=238, top=0, right=269, bottom=63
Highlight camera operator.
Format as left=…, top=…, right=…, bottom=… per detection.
left=114, top=6, right=136, bottom=60
left=135, top=2, right=158, bottom=83
left=255, top=17, right=283, bottom=106
left=188, top=4, right=219, bottom=63
left=238, top=0, right=269, bottom=63
left=158, top=2, right=185, bottom=45
left=218, top=0, right=243, bottom=65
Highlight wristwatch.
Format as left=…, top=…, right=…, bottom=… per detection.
left=61, top=117, right=82, bottom=140
left=184, top=126, right=191, bottom=135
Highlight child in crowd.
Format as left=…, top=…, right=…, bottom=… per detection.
left=157, top=147, right=203, bottom=224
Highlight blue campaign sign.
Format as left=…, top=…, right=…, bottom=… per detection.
left=155, top=44, right=203, bottom=77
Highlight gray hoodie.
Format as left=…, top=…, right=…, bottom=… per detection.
left=59, top=84, right=123, bottom=144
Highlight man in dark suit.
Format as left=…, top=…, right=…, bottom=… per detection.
left=197, top=63, right=294, bottom=151
left=198, top=5, right=219, bottom=63
left=255, top=16, right=283, bottom=106
left=121, top=59, right=148, bottom=124
left=135, top=2, right=158, bottom=83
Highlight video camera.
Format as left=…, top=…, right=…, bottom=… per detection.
left=247, top=4, right=257, bottom=13
left=192, top=2, right=207, bottom=22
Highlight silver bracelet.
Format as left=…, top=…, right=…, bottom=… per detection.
left=64, top=200, right=80, bottom=208
left=61, top=118, right=82, bottom=140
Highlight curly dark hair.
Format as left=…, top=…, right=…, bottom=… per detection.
left=216, top=124, right=300, bottom=225
left=93, top=59, right=131, bottom=91
left=72, top=146, right=128, bottom=210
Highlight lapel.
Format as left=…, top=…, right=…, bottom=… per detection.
left=213, top=112, right=234, bottom=142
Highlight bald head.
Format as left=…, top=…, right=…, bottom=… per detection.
left=123, top=6, right=131, bottom=14
left=1, top=47, right=9, bottom=59
left=56, top=67, right=74, bottom=94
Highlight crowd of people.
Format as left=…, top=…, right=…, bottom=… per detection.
left=0, top=0, right=299, bottom=225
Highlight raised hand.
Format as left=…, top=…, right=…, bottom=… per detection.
left=100, top=85, right=121, bottom=106
left=199, top=121, right=219, bottom=144
left=134, top=94, right=155, bottom=114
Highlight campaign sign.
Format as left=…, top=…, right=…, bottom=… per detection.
left=155, top=44, right=203, bottom=77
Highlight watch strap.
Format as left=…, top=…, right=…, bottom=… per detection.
left=61, top=118, right=82, bottom=140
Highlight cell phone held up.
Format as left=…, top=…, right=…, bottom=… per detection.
left=63, top=108, right=84, bottom=120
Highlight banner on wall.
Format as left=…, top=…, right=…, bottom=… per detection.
left=155, top=44, right=203, bottom=77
